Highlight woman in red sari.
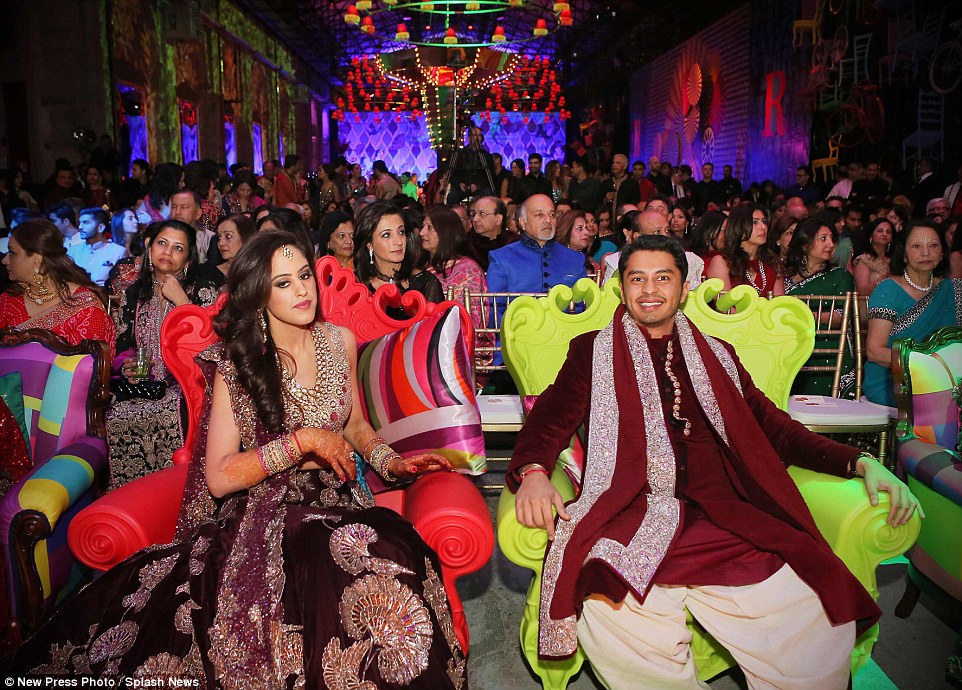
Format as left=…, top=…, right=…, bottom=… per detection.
left=0, top=218, right=115, bottom=357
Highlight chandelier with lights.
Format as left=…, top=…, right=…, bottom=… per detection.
left=343, top=1, right=574, bottom=49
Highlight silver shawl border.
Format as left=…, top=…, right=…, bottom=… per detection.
left=537, top=320, right=617, bottom=657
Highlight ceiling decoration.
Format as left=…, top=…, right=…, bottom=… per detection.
left=340, top=0, right=574, bottom=49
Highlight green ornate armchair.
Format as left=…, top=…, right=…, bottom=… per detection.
left=495, top=278, right=922, bottom=689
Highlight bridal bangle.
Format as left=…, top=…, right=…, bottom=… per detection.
left=257, top=433, right=302, bottom=476
left=365, top=439, right=401, bottom=483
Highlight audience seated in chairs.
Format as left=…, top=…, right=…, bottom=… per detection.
left=784, top=217, right=856, bottom=396
left=354, top=200, right=443, bottom=320
left=105, top=220, right=218, bottom=488
left=865, top=220, right=961, bottom=407
left=0, top=219, right=115, bottom=357
left=5, top=230, right=466, bottom=686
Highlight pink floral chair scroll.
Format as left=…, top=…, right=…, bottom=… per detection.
left=68, top=257, right=494, bottom=651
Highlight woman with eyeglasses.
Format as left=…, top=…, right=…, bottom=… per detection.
left=706, top=204, right=784, bottom=296
left=354, top=200, right=443, bottom=320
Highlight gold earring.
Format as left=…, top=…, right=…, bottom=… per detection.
left=33, top=268, right=51, bottom=296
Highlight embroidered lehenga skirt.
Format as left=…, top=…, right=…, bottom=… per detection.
left=4, top=472, right=466, bottom=689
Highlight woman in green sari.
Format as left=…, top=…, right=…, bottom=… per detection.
left=865, top=220, right=962, bottom=407
left=785, top=217, right=855, bottom=395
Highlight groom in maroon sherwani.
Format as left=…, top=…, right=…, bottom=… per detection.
left=509, top=234, right=921, bottom=689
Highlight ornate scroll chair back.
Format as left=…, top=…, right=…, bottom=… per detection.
left=495, top=280, right=920, bottom=689
left=892, top=325, right=962, bottom=679
left=0, top=330, right=110, bottom=640
left=69, top=257, right=493, bottom=652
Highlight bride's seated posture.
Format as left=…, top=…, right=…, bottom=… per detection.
left=6, top=229, right=465, bottom=689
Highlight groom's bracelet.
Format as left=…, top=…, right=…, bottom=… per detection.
left=847, top=452, right=876, bottom=479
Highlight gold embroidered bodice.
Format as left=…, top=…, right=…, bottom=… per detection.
left=218, top=323, right=352, bottom=450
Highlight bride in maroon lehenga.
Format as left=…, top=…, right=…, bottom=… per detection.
left=5, top=229, right=466, bottom=689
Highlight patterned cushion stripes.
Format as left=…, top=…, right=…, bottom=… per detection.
left=898, top=438, right=962, bottom=506
left=357, top=305, right=485, bottom=474
left=908, top=342, right=962, bottom=448
left=0, top=344, right=95, bottom=463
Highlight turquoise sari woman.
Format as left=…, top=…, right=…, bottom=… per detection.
left=865, top=277, right=962, bottom=406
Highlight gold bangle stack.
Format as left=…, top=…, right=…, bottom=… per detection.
left=257, top=433, right=302, bottom=476
left=367, top=441, right=401, bottom=483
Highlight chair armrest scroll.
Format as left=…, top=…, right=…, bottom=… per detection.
left=68, top=463, right=188, bottom=571
left=495, top=466, right=577, bottom=573
left=403, top=471, right=494, bottom=580
left=1, top=436, right=108, bottom=535
left=402, top=471, right=494, bottom=652
left=788, top=466, right=921, bottom=599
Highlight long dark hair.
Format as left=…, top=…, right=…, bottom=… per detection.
left=419, top=205, right=466, bottom=278
left=8, top=219, right=108, bottom=307
left=214, top=230, right=317, bottom=434
left=353, top=200, right=413, bottom=283
left=131, top=220, right=199, bottom=306
left=146, top=163, right=183, bottom=209
left=691, top=210, right=727, bottom=255
left=784, top=218, right=837, bottom=278
left=720, top=204, right=777, bottom=277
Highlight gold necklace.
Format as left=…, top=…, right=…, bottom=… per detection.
left=23, top=282, right=58, bottom=305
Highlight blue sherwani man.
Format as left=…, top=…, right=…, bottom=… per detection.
left=486, top=194, right=588, bottom=371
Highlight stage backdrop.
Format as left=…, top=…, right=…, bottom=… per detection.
left=337, top=111, right=566, bottom=180
left=629, top=1, right=811, bottom=187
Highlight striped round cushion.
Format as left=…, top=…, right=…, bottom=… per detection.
left=357, top=305, right=486, bottom=478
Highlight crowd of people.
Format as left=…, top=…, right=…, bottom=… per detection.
left=0, top=133, right=950, bottom=685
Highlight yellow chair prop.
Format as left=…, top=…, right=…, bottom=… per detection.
left=495, top=278, right=921, bottom=689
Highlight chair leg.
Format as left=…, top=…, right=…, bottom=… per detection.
left=520, top=573, right=585, bottom=690
left=877, top=428, right=892, bottom=471
left=894, top=573, right=921, bottom=618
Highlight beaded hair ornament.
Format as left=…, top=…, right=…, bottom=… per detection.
left=281, top=244, right=294, bottom=261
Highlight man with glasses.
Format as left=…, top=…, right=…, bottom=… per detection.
left=464, top=196, right=519, bottom=270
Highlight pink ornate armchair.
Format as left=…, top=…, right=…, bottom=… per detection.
left=69, top=257, right=494, bottom=650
